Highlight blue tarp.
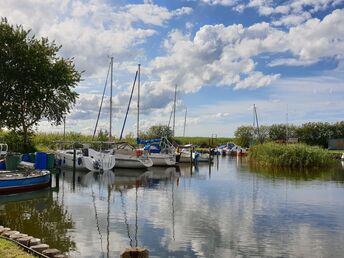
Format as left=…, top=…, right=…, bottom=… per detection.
left=136, top=138, right=161, bottom=145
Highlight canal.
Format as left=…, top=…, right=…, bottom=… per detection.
left=1, top=157, right=344, bottom=257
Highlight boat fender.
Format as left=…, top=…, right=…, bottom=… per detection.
left=93, top=161, right=100, bottom=170
left=78, top=157, right=82, bottom=165
left=136, top=149, right=142, bottom=157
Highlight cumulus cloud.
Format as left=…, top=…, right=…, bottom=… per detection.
left=0, top=0, right=192, bottom=77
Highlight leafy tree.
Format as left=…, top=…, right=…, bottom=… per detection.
left=234, top=125, right=254, bottom=147
left=0, top=18, right=80, bottom=151
left=141, top=125, right=173, bottom=140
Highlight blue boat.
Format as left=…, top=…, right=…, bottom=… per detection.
left=0, top=170, right=51, bottom=194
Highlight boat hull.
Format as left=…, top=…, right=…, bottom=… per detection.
left=0, top=171, right=51, bottom=194
left=150, top=153, right=176, bottom=166
left=115, top=155, right=153, bottom=168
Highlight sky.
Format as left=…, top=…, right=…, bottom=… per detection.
left=1, top=0, right=344, bottom=137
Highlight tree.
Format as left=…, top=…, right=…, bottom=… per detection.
left=141, top=125, right=173, bottom=140
left=234, top=125, right=254, bottom=147
left=0, top=18, right=80, bottom=151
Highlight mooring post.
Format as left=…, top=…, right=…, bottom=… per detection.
left=190, top=148, right=193, bottom=165
left=72, top=144, right=76, bottom=191
left=55, top=168, right=60, bottom=189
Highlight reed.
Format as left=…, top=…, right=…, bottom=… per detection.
left=249, top=142, right=333, bottom=168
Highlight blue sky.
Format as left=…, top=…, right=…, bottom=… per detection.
left=1, top=0, right=344, bottom=137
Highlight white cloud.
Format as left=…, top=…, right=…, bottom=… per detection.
left=0, top=0, right=192, bottom=77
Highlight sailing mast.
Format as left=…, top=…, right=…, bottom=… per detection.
left=109, top=57, right=113, bottom=141
left=183, top=107, right=187, bottom=137
left=172, top=84, right=177, bottom=137
left=137, top=64, right=141, bottom=140
left=253, top=104, right=261, bottom=143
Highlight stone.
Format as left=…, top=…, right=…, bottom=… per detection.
left=31, top=243, right=50, bottom=253
left=29, top=238, right=41, bottom=246
left=0, top=227, right=11, bottom=234
left=17, top=236, right=33, bottom=246
left=42, top=248, right=61, bottom=258
left=120, top=247, right=149, bottom=258
left=10, top=233, right=28, bottom=240
left=53, top=255, right=68, bottom=258
left=2, top=230, right=19, bottom=238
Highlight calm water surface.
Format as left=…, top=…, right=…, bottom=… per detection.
left=1, top=157, right=344, bottom=257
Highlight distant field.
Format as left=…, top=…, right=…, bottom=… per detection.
left=174, top=137, right=235, bottom=147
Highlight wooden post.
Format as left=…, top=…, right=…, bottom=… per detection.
left=72, top=145, right=76, bottom=191
left=190, top=148, right=193, bottom=165
left=121, top=247, right=149, bottom=258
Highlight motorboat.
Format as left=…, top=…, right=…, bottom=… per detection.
left=176, top=144, right=200, bottom=163
left=0, top=170, right=51, bottom=194
left=56, top=148, right=116, bottom=171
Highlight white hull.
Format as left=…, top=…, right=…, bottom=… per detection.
left=114, top=154, right=153, bottom=168
left=56, top=151, right=87, bottom=170
left=56, top=149, right=116, bottom=172
left=178, top=152, right=197, bottom=163
left=150, top=153, right=176, bottom=166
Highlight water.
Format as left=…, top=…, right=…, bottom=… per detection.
left=1, top=157, right=344, bottom=257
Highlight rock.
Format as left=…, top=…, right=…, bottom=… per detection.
left=29, top=238, right=41, bottom=246
left=0, top=227, right=11, bottom=234
left=17, top=236, right=33, bottom=246
left=31, top=243, right=50, bottom=253
left=10, top=233, right=28, bottom=240
left=42, top=248, right=61, bottom=258
left=53, top=255, right=68, bottom=258
left=120, top=247, right=149, bottom=258
left=2, top=230, right=19, bottom=238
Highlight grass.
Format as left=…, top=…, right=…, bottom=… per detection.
left=249, top=142, right=333, bottom=168
left=0, top=238, right=35, bottom=258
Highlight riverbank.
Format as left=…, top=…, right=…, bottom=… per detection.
left=249, top=142, right=333, bottom=168
left=0, top=238, right=35, bottom=258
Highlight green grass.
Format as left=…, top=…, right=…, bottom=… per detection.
left=0, top=238, right=35, bottom=258
left=249, top=142, right=333, bottom=168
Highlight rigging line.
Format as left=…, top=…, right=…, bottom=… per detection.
left=119, top=189, right=133, bottom=247
left=135, top=186, right=138, bottom=247
left=106, top=185, right=110, bottom=258
left=119, top=71, right=138, bottom=140
left=167, top=106, right=173, bottom=128
left=91, top=186, right=104, bottom=254
left=93, top=61, right=111, bottom=140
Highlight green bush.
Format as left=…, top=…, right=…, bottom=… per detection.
left=249, top=142, right=332, bottom=168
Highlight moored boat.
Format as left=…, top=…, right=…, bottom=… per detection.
left=0, top=170, right=51, bottom=194
left=113, top=142, right=153, bottom=169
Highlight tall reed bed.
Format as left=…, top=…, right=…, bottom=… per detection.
left=249, top=142, right=332, bottom=168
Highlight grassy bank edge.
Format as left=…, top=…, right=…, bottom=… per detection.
left=0, top=238, right=35, bottom=258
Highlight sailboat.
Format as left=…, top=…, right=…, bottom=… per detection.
left=112, top=64, right=153, bottom=169
left=137, top=137, right=176, bottom=166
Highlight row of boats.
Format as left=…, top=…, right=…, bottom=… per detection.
left=216, top=143, right=248, bottom=157
left=56, top=138, right=212, bottom=172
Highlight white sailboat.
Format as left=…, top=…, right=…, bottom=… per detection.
left=113, top=142, right=153, bottom=168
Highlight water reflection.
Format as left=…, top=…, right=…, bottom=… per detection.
left=0, top=188, right=75, bottom=253
left=0, top=159, right=344, bottom=257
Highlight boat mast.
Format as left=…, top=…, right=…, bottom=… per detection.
left=137, top=64, right=141, bottom=140
left=286, top=104, right=289, bottom=142
left=183, top=107, right=187, bottom=137
left=172, top=84, right=177, bottom=137
left=253, top=104, right=261, bottom=143
left=109, top=57, right=113, bottom=141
